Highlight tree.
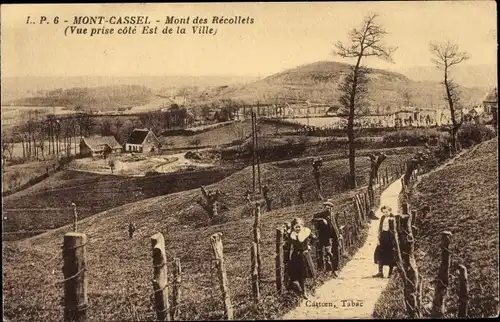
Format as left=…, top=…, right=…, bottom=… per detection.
left=429, top=41, right=470, bottom=151
left=402, top=88, right=412, bottom=107
left=100, top=119, right=113, bottom=136
left=333, top=13, right=397, bottom=188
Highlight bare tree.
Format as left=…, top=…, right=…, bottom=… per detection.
left=429, top=41, right=470, bottom=151
left=1, top=134, right=14, bottom=169
left=333, top=13, right=397, bottom=188
left=402, top=88, right=412, bottom=107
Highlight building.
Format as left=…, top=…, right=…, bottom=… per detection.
left=124, top=128, right=161, bottom=153
left=482, top=87, right=498, bottom=115
left=482, top=88, right=497, bottom=128
left=80, top=136, right=123, bottom=158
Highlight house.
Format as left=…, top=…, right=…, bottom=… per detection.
left=80, top=136, right=123, bottom=158
left=325, top=105, right=348, bottom=117
left=482, top=87, right=497, bottom=115
left=125, top=128, right=161, bottom=153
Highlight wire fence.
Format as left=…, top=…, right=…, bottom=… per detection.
left=4, top=160, right=410, bottom=322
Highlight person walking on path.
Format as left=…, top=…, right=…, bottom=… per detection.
left=373, top=206, right=398, bottom=278
left=286, top=217, right=317, bottom=299
left=312, top=199, right=340, bottom=277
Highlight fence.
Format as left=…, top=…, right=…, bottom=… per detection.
left=392, top=164, right=472, bottom=319
left=54, top=158, right=411, bottom=321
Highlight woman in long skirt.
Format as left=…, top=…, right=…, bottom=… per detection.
left=373, top=206, right=398, bottom=278
left=286, top=217, right=317, bottom=299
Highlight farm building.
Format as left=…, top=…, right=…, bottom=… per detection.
left=80, top=136, right=123, bottom=158
left=124, top=128, right=161, bottom=153
left=482, top=87, right=497, bottom=114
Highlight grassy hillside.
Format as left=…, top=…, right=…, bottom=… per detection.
left=3, top=148, right=407, bottom=321
left=2, top=166, right=241, bottom=238
left=209, top=61, right=485, bottom=112
left=160, top=119, right=302, bottom=149
left=374, top=138, right=499, bottom=318
left=3, top=148, right=412, bottom=239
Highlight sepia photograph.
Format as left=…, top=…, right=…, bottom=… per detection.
left=1, top=1, right=498, bottom=321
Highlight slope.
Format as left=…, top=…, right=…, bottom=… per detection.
left=3, top=151, right=412, bottom=321
left=211, top=61, right=486, bottom=112
left=374, top=137, right=499, bottom=318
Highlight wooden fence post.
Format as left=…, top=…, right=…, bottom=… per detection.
left=356, top=194, right=364, bottom=221
left=275, top=228, right=284, bottom=294
left=171, top=258, right=182, bottom=320
left=389, top=218, right=407, bottom=285
left=283, top=223, right=291, bottom=291
left=353, top=196, right=363, bottom=226
left=400, top=215, right=420, bottom=318
left=431, top=231, right=452, bottom=318
left=361, top=193, right=367, bottom=220
left=253, top=204, right=262, bottom=281
left=363, top=191, right=370, bottom=214
left=458, top=264, right=469, bottom=318
left=71, top=203, right=78, bottom=232
left=63, top=232, right=88, bottom=322
left=251, top=243, right=260, bottom=303
left=210, top=233, right=233, bottom=320
left=410, top=210, right=418, bottom=236
left=402, top=203, right=410, bottom=216
left=151, top=233, right=170, bottom=321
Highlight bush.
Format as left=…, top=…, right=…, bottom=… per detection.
left=382, top=128, right=448, bottom=146
left=457, top=123, right=496, bottom=148
left=58, top=155, right=75, bottom=169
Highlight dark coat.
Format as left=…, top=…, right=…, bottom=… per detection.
left=287, top=227, right=317, bottom=281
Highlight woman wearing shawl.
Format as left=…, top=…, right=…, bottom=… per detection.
left=286, top=217, right=317, bottom=299
left=373, top=206, right=398, bottom=278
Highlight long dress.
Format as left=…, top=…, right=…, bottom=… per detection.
left=374, top=215, right=398, bottom=266
left=287, top=227, right=317, bottom=281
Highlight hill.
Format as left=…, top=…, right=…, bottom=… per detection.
left=0, top=75, right=259, bottom=103
left=5, top=85, right=155, bottom=112
left=374, top=137, right=499, bottom=318
left=207, top=61, right=486, bottom=113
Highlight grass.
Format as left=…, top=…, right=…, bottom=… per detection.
left=373, top=137, right=499, bottom=318
left=3, top=174, right=376, bottom=322
left=2, top=166, right=241, bottom=238
left=2, top=160, right=58, bottom=193
left=3, top=147, right=413, bottom=239
left=160, top=119, right=300, bottom=149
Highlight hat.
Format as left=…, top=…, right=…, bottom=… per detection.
left=323, top=199, right=334, bottom=207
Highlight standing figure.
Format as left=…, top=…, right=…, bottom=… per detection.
left=128, top=222, right=136, bottom=239
left=261, top=185, right=272, bottom=211
left=312, top=200, right=340, bottom=277
left=286, top=217, right=317, bottom=299
left=373, top=206, right=398, bottom=278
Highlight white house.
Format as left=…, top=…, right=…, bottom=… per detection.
left=124, top=128, right=161, bottom=153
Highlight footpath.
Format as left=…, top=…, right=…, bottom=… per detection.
left=282, top=178, right=403, bottom=319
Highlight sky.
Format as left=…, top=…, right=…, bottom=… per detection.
left=1, top=1, right=497, bottom=78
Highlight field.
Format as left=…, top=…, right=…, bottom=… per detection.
left=2, top=146, right=404, bottom=321
left=2, top=165, right=241, bottom=239
left=2, top=146, right=417, bottom=238
left=67, top=154, right=195, bottom=176
left=1, top=105, right=78, bottom=130
left=160, top=119, right=301, bottom=149
left=2, top=160, right=58, bottom=193
left=373, top=138, right=499, bottom=318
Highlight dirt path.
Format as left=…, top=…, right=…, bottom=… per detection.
left=282, top=178, right=403, bottom=319
left=282, top=148, right=478, bottom=320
